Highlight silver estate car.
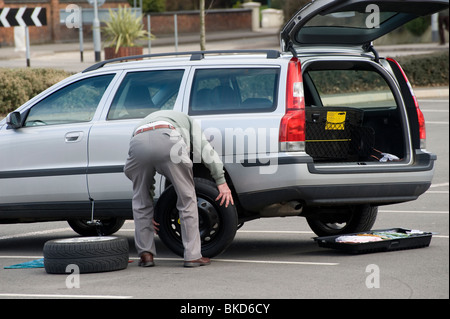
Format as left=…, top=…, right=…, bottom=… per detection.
left=1, top=0, right=447, bottom=257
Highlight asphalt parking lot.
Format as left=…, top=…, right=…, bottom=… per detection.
left=0, top=98, right=448, bottom=301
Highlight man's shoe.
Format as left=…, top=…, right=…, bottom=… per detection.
left=138, top=252, right=155, bottom=267
left=184, top=257, right=211, bottom=268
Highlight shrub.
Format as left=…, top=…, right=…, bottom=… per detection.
left=404, top=16, right=431, bottom=37
left=128, top=0, right=166, bottom=13
left=396, top=51, right=449, bottom=87
left=305, top=51, right=449, bottom=95
left=281, top=0, right=310, bottom=23
left=103, top=6, right=153, bottom=53
left=0, top=68, right=70, bottom=116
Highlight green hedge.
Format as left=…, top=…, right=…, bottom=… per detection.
left=396, top=51, right=449, bottom=87
left=129, top=0, right=165, bottom=12
left=310, top=51, right=449, bottom=95
left=0, top=68, right=71, bottom=116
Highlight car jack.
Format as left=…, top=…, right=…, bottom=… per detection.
left=87, top=198, right=105, bottom=236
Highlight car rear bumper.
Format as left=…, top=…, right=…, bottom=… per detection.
left=239, top=181, right=432, bottom=211
left=233, top=150, right=436, bottom=211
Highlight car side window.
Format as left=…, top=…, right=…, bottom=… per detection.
left=107, top=70, right=185, bottom=120
left=189, top=68, right=279, bottom=115
left=24, top=75, right=115, bottom=127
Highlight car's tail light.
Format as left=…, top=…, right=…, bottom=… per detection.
left=387, top=58, right=426, bottom=149
left=279, top=57, right=305, bottom=152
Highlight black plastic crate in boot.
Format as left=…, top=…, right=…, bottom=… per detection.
left=305, top=107, right=364, bottom=160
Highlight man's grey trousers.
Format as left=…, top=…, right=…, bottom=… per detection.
left=124, top=128, right=202, bottom=261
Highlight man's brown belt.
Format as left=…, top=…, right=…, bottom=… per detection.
left=135, top=124, right=175, bottom=136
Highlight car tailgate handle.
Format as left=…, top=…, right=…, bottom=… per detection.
left=65, top=132, right=83, bottom=143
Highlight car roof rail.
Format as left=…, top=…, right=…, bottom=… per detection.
left=82, top=50, right=282, bottom=73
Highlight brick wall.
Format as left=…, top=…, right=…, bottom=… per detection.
left=0, top=1, right=252, bottom=47
left=148, top=9, right=252, bottom=35
left=0, top=0, right=129, bottom=46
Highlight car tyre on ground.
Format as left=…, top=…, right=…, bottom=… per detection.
left=43, top=236, right=129, bottom=274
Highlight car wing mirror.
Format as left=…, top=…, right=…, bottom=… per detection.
left=6, top=112, right=22, bottom=129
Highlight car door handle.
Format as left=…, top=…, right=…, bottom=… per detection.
left=65, top=132, right=83, bottom=143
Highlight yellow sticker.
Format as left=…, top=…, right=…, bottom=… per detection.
left=326, top=111, right=346, bottom=130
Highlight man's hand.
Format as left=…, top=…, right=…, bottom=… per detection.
left=153, top=219, right=160, bottom=233
left=215, top=183, right=234, bottom=208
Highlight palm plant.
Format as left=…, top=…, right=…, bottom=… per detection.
left=103, top=5, right=153, bottom=53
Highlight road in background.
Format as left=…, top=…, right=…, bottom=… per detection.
left=0, top=29, right=448, bottom=73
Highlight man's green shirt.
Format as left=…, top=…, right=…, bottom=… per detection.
left=135, top=110, right=226, bottom=186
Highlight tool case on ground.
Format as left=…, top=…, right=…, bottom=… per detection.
left=314, top=228, right=433, bottom=254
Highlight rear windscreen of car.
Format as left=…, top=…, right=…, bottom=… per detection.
left=108, top=70, right=185, bottom=120
left=304, top=11, right=397, bottom=29
left=304, top=62, right=396, bottom=109
left=189, top=68, right=280, bottom=115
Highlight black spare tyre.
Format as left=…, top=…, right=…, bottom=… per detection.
left=43, top=236, right=129, bottom=274
left=155, top=178, right=238, bottom=258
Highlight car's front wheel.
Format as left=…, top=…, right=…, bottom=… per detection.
left=155, top=178, right=238, bottom=258
left=306, top=205, right=378, bottom=237
left=68, top=218, right=126, bottom=236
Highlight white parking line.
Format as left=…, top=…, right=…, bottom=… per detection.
left=238, top=230, right=314, bottom=235
left=0, top=256, right=43, bottom=259
left=379, top=210, right=448, bottom=214
left=214, top=259, right=339, bottom=266
left=106, top=224, right=450, bottom=240
left=239, top=230, right=449, bottom=239
left=0, top=293, right=132, bottom=299
left=427, top=121, right=449, bottom=124
left=428, top=183, right=449, bottom=193
left=0, top=255, right=338, bottom=267
left=0, top=228, right=71, bottom=241
left=127, top=257, right=339, bottom=266
left=430, top=182, right=449, bottom=188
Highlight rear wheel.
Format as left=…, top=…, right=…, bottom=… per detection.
left=155, top=178, right=238, bottom=258
left=306, top=205, right=378, bottom=237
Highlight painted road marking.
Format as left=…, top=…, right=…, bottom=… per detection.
left=0, top=293, right=132, bottom=299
